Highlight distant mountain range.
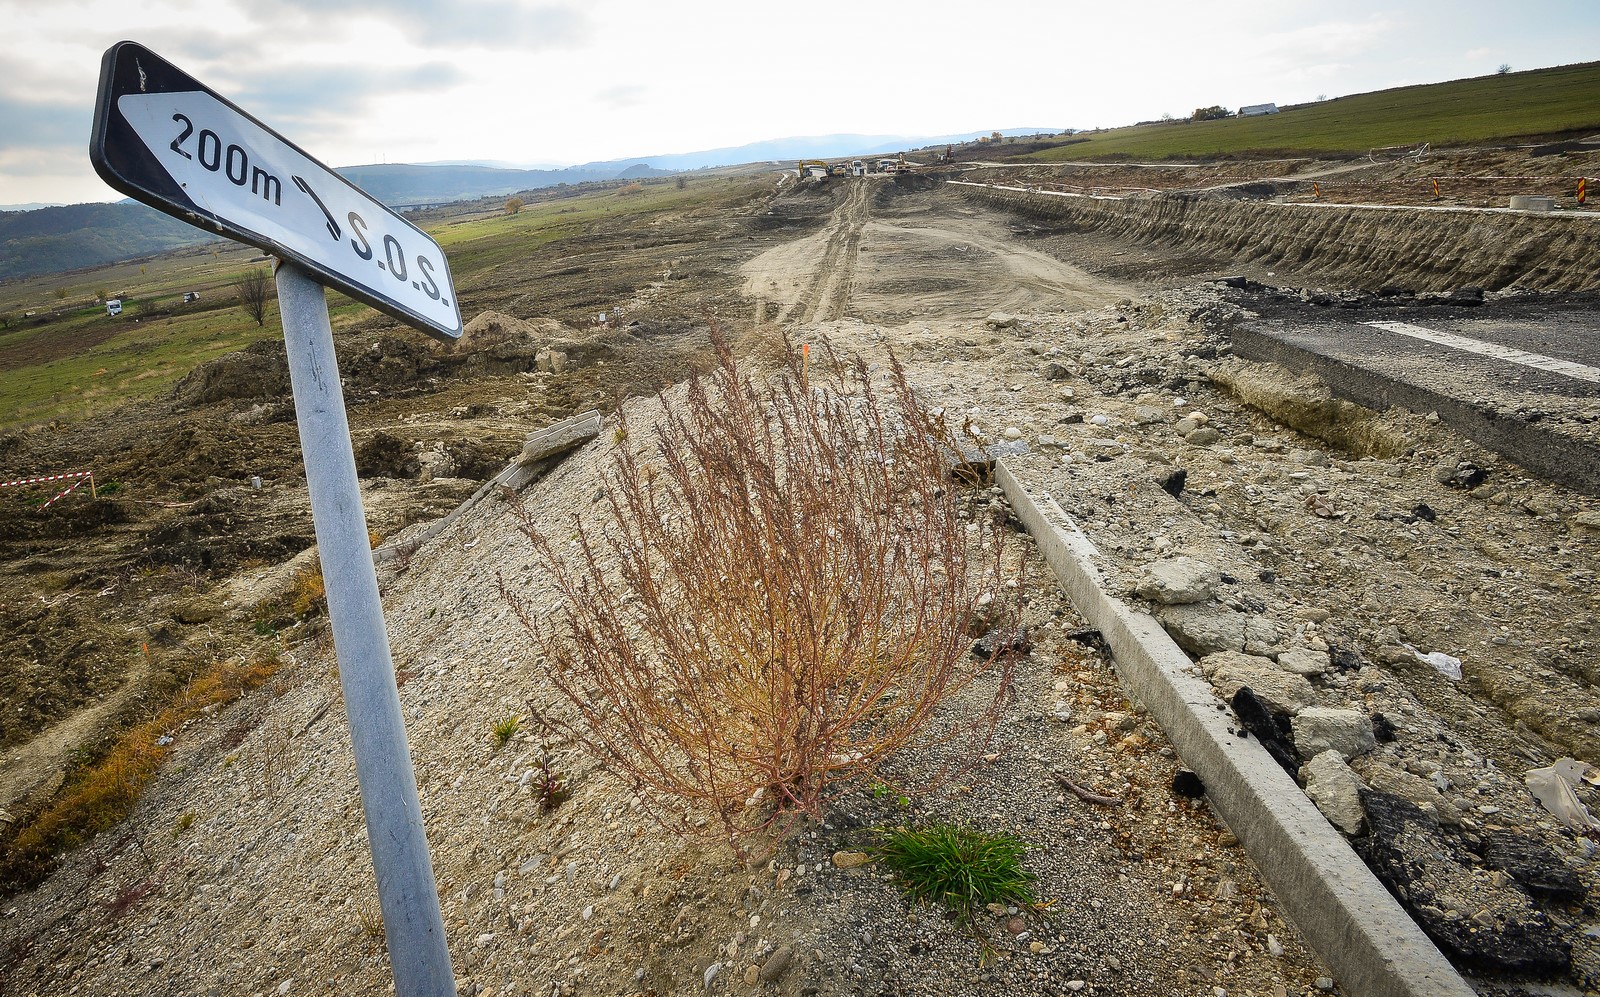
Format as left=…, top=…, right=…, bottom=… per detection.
left=341, top=127, right=1064, bottom=206
left=0, top=128, right=1064, bottom=280
left=337, top=161, right=675, bottom=206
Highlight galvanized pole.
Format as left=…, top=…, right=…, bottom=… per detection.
left=275, top=261, right=455, bottom=995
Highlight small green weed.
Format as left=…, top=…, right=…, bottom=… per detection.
left=490, top=716, right=521, bottom=748
left=172, top=811, right=196, bottom=837
left=872, top=822, right=1036, bottom=922
left=870, top=782, right=910, bottom=807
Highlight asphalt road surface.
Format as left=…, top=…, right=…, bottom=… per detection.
left=1227, top=290, right=1600, bottom=495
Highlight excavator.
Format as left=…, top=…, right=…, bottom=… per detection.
left=876, top=152, right=915, bottom=174
left=796, top=160, right=830, bottom=180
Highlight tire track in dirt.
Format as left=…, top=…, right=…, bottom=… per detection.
left=792, top=179, right=869, bottom=323
left=745, top=180, right=871, bottom=326
left=744, top=180, right=1132, bottom=328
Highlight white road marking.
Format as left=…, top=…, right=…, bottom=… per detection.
left=1362, top=320, right=1600, bottom=384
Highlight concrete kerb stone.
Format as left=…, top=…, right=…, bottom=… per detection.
left=995, top=459, right=1473, bottom=997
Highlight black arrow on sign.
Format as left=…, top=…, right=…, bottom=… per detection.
left=293, top=174, right=341, bottom=240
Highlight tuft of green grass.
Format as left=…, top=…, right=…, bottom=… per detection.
left=490, top=715, right=521, bottom=748
left=872, top=822, right=1036, bottom=921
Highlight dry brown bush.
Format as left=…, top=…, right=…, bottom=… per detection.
left=501, top=333, right=1018, bottom=857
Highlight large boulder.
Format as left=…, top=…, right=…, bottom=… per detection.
left=1278, top=647, right=1332, bottom=676
left=1159, top=605, right=1246, bottom=656
left=1158, top=604, right=1279, bottom=657
left=1350, top=758, right=1452, bottom=825
left=1134, top=556, right=1220, bottom=605
left=1200, top=650, right=1315, bottom=715
left=1292, top=707, right=1377, bottom=761
left=1300, top=750, right=1366, bottom=836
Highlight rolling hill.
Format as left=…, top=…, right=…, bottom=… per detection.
left=0, top=202, right=222, bottom=282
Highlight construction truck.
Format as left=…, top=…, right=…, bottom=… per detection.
left=797, top=160, right=830, bottom=180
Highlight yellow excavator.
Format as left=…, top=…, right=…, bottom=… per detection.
left=796, top=160, right=830, bottom=180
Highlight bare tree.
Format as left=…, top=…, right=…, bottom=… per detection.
left=233, top=267, right=273, bottom=327
left=1497, top=63, right=1512, bottom=75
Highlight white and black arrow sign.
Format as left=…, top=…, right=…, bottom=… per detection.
left=90, top=41, right=461, bottom=342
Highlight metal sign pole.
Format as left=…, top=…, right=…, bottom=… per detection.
left=276, top=261, right=455, bottom=995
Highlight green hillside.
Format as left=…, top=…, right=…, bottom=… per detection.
left=1029, top=61, right=1600, bottom=161
left=0, top=202, right=221, bottom=282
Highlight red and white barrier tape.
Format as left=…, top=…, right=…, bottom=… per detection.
left=40, top=478, right=88, bottom=510
left=0, top=471, right=93, bottom=488
left=1, top=470, right=96, bottom=509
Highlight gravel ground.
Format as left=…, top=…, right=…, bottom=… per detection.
left=0, top=308, right=1343, bottom=997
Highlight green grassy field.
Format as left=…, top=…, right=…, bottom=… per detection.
left=436, top=175, right=761, bottom=275
left=1029, top=61, right=1600, bottom=161
left=0, top=174, right=757, bottom=429
left=0, top=242, right=370, bottom=427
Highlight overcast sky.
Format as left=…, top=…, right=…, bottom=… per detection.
left=2, top=0, right=1597, bottom=206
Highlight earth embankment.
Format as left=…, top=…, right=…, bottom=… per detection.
left=952, top=182, right=1600, bottom=293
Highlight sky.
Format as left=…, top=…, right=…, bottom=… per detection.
left=2, top=0, right=1597, bottom=206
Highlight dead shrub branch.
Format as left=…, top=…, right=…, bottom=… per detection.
left=500, top=332, right=1017, bottom=858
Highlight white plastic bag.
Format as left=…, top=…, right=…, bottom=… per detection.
left=1524, top=757, right=1600, bottom=834
left=1404, top=643, right=1462, bottom=680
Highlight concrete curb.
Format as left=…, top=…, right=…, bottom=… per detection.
left=996, top=460, right=1474, bottom=997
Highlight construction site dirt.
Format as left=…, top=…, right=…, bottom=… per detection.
left=1, top=151, right=1598, bottom=996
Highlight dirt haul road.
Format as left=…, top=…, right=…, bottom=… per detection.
left=745, top=176, right=1130, bottom=326
left=2, top=169, right=1598, bottom=997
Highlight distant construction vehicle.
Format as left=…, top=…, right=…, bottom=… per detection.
left=797, top=160, right=830, bottom=180
left=875, top=153, right=914, bottom=174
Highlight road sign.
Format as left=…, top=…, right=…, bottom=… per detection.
left=89, top=40, right=461, bottom=342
